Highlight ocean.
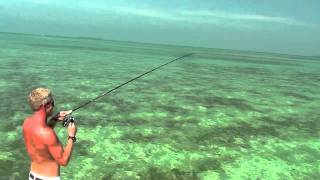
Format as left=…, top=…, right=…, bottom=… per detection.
left=0, top=32, right=319, bottom=179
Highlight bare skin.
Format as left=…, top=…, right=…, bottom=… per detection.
left=23, top=101, right=76, bottom=177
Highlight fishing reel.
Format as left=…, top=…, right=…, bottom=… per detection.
left=62, top=115, right=75, bottom=127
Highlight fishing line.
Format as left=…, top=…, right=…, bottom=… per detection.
left=51, top=53, right=193, bottom=126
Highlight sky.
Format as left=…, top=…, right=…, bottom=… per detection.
left=0, top=0, right=319, bottom=56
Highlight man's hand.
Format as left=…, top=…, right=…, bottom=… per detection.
left=68, top=122, right=77, bottom=137
left=56, top=110, right=73, bottom=121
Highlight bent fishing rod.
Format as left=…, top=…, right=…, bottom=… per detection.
left=51, top=53, right=193, bottom=127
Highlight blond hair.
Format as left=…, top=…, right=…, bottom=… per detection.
left=28, top=87, right=53, bottom=111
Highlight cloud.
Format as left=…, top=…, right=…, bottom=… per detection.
left=0, top=1, right=312, bottom=29
left=181, top=10, right=307, bottom=26
left=116, top=7, right=181, bottom=21
left=114, top=6, right=310, bottom=28
left=30, top=0, right=53, bottom=4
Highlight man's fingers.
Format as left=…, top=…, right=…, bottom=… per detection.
left=68, top=122, right=73, bottom=127
left=63, top=110, right=72, bottom=115
left=59, top=110, right=72, bottom=117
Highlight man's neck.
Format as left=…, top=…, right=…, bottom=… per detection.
left=33, top=107, right=47, bottom=127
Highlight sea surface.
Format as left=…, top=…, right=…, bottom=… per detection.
left=0, top=32, right=319, bottom=179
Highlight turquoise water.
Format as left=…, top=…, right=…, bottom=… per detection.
left=0, top=32, right=319, bottom=179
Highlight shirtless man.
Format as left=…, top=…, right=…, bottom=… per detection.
left=23, top=88, right=77, bottom=180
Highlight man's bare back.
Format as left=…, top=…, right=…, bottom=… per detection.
left=23, top=114, right=60, bottom=176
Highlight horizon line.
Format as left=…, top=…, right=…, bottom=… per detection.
left=0, top=31, right=317, bottom=58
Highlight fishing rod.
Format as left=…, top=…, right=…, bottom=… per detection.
left=52, top=53, right=193, bottom=127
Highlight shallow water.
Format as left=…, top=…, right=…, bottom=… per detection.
left=0, top=32, right=319, bottom=179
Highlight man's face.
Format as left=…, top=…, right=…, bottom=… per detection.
left=45, top=99, right=55, bottom=116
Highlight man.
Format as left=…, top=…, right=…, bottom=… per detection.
left=23, top=87, right=77, bottom=180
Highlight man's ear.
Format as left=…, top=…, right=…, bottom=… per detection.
left=42, top=101, right=50, bottom=109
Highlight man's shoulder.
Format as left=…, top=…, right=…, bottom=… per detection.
left=22, top=116, right=31, bottom=126
left=39, top=126, right=55, bottom=134
left=22, top=117, right=33, bottom=133
left=38, top=127, right=58, bottom=145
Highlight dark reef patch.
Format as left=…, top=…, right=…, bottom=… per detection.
left=181, top=95, right=255, bottom=111
left=120, top=131, right=159, bottom=143
left=260, top=115, right=320, bottom=139
left=74, top=140, right=95, bottom=157
left=283, top=92, right=314, bottom=101
left=138, top=166, right=198, bottom=180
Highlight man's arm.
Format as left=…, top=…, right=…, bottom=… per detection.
left=42, top=128, right=74, bottom=166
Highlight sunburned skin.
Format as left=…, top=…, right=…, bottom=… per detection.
left=23, top=105, right=75, bottom=177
